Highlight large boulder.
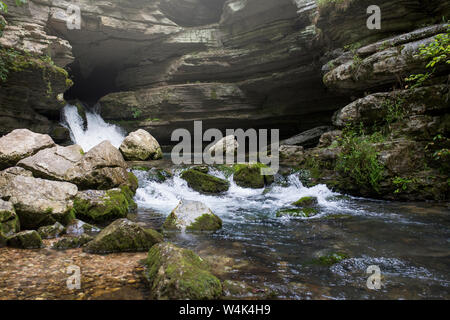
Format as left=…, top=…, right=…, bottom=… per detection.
left=119, top=129, right=163, bottom=161
left=180, top=169, right=230, bottom=194
left=65, top=141, right=130, bottom=190
left=17, top=145, right=84, bottom=181
left=163, top=200, right=222, bottom=232
left=72, top=187, right=136, bottom=223
left=83, top=219, right=163, bottom=254
left=233, top=163, right=274, bottom=189
left=1, top=175, right=78, bottom=229
left=208, top=135, right=238, bottom=157
left=0, top=199, right=20, bottom=237
left=0, top=129, right=55, bottom=170
left=144, top=243, right=222, bottom=300
left=7, top=230, right=43, bottom=249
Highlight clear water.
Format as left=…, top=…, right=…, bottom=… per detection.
left=61, top=104, right=126, bottom=152
left=133, top=165, right=450, bottom=300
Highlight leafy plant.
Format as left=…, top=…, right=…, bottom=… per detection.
left=131, top=107, right=142, bottom=119
left=393, top=177, right=414, bottom=193
left=406, top=28, right=450, bottom=88
left=336, top=124, right=385, bottom=193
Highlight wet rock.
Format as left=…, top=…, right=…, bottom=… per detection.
left=73, top=187, right=136, bottom=223
left=292, top=196, right=318, bottom=207
left=0, top=199, right=20, bottom=237
left=144, top=243, right=222, bottom=300
left=37, top=222, right=65, bottom=239
left=181, top=169, right=229, bottom=194
left=66, top=219, right=100, bottom=236
left=163, top=200, right=222, bottom=232
left=208, top=135, right=238, bottom=157
left=1, top=175, right=77, bottom=230
left=318, top=131, right=342, bottom=148
left=65, top=141, right=130, bottom=190
left=119, top=129, right=163, bottom=161
left=7, top=230, right=43, bottom=249
left=222, top=280, right=276, bottom=299
left=282, top=126, right=334, bottom=148
left=146, top=168, right=173, bottom=183
left=279, top=145, right=304, bottom=163
left=0, top=129, right=55, bottom=170
left=83, top=219, right=163, bottom=254
left=313, top=250, right=349, bottom=266
left=233, top=163, right=274, bottom=189
left=17, top=145, right=83, bottom=181
left=52, top=234, right=94, bottom=250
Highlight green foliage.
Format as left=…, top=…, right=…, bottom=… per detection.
left=131, top=107, right=142, bottom=119
left=384, top=97, right=406, bottom=125
left=406, top=28, right=450, bottom=88
left=0, top=0, right=27, bottom=13
left=393, top=177, right=414, bottom=194
left=336, top=124, right=385, bottom=193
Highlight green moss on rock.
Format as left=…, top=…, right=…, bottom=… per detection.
left=7, top=230, right=43, bottom=249
left=313, top=252, right=349, bottom=266
left=181, top=169, right=230, bottom=194
left=187, top=213, right=223, bottom=232
left=276, top=208, right=318, bottom=218
left=52, top=234, right=94, bottom=250
left=83, top=219, right=163, bottom=254
left=73, top=187, right=136, bottom=223
left=144, top=243, right=222, bottom=300
left=292, top=196, right=318, bottom=207
left=37, top=222, right=65, bottom=239
left=233, top=163, right=274, bottom=189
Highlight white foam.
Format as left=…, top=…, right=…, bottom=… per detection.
left=61, top=104, right=126, bottom=152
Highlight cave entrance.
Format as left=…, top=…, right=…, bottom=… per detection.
left=63, top=60, right=120, bottom=107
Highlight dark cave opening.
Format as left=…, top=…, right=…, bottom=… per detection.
left=63, top=60, right=120, bottom=107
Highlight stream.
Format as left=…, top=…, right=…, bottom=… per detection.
left=57, top=104, right=450, bottom=299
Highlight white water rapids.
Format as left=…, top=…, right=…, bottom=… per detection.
left=61, top=104, right=126, bottom=152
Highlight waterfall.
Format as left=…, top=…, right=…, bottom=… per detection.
left=61, top=104, right=126, bottom=152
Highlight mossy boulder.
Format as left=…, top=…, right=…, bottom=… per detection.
left=52, top=234, right=94, bottom=250
left=72, top=187, right=136, bottom=223
left=276, top=208, right=318, bottom=218
left=292, top=196, right=318, bottom=207
left=163, top=200, right=222, bottom=232
left=233, top=163, right=274, bottom=189
left=144, top=243, right=222, bottom=300
left=181, top=169, right=229, bottom=194
left=37, top=222, right=66, bottom=239
left=83, top=219, right=163, bottom=254
left=119, top=129, right=163, bottom=161
left=0, top=199, right=20, bottom=237
left=7, top=230, right=43, bottom=249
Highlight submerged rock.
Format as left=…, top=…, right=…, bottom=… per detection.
left=146, top=168, right=173, bottom=183
left=7, top=230, right=43, bottom=249
left=1, top=175, right=77, bottom=229
left=233, top=163, right=274, bottom=189
left=144, top=243, right=222, bottom=300
left=163, top=200, right=222, bottom=232
left=181, top=169, right=230, bottom=194
left=52, top=234, right=94, bottom=250
left=73, top=187, right=136, bottom=223
left=0, top=199, right=20, bottom=237
left=120, top=129, right=163, bottom=161
left=222, top=280, right=276, bottom=299
left=276, top=208, right=318, bottom=218
left=65, top=141, right=130, bottom=190
left=17, top=144, right=83, bottom=181
left=65, top=219, right=100, bottom=236
left=83, top=219, right=163, bottom=254
left=37, top=222, right=66, bottom=239
left=0, top=129, right=55, bottom=170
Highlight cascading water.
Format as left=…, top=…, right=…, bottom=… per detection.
left=61, top=104, right=126, bottom=152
